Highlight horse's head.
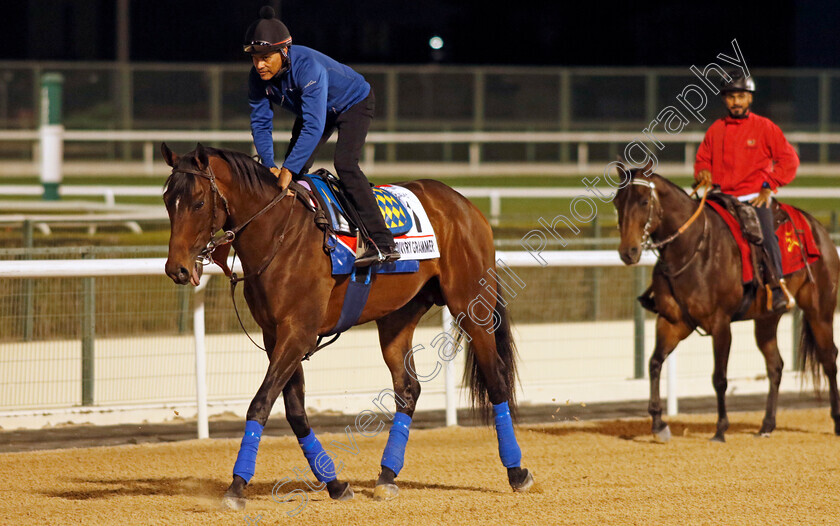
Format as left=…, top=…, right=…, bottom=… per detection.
left=613, top=159, right=662, bottom=265
left=162, top=142, right=229, bottom=286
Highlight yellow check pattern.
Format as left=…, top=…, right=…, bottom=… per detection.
left=373, top=187, right=408, bottom=229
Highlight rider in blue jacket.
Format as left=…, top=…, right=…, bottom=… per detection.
left=244, top=6, right=399, bottom=267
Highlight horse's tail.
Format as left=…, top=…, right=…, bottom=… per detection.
left=798, top=314, right=824, bottom=392
left=463, top=289, right=520, bottom=424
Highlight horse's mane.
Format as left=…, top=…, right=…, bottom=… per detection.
left=205, top=146, right=276, bottom=194
left=629, top=170, right=689, bottom=197
left=163, top=146, right=276, bottom=206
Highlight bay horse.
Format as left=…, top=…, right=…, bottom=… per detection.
left=161, top=143, right=533, bottom=510
left=613, top=162, right=840, bottom=442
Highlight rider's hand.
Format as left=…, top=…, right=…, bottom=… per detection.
left=270, top=166, right=295, bottom=195
left=749, top=187, right=773, bottom=208
left=695, top=169, right=712, bottom=186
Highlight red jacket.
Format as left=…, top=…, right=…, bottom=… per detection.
left=694, top=112, right=799, bottom=196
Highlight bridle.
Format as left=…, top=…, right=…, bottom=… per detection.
left=168, top=163, right=293, bottom=274
left=627, top=178, right=710, bottom=251
left=168, top=162, right=314, bottom=351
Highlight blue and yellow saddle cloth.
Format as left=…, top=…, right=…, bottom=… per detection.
left=302, top=173, right=422, bottom=275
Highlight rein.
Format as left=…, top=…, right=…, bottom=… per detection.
left=633, top=179, right=710, bottom=250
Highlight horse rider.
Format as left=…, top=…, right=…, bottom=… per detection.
left=243, top=6, right=400, bottom=267
left=694, top=71, right=799, bottom=312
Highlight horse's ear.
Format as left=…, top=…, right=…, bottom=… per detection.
left=161, top=142, right=178, bottom=168
left=614, top=156, right=629, bottom=179
left=194, top=143, right=209, bottom=171
left=641, top=158, right=655, bottom=177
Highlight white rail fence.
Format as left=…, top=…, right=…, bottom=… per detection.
left=1, top=249, right=837, bottom=438
left=1, top=185, right=839, bottom=233
left=3, top=129, right=840, bottom=176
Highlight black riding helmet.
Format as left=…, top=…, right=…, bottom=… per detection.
left=243, top=6, right=292, bottom=55
left=720, top=71, right=755, bottom=93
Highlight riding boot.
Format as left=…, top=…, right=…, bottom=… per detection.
left=338, top=180, right=400, bottom=267
left=755, top=205, right=793, bottom=312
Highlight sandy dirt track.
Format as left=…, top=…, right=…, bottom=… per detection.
left=2, top=407, right=839, bottom=526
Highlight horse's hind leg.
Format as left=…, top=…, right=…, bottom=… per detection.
left=799, top=300, right=840, bottom=435
left=282, top=364, right=354, bottom=501
left=649, top=316, right=692, bottom=443
left=371, top=298, right=431, bottom=501
left=710, top=321, right=733, bottom=442
left=754, top=314, right=784, bottom=436
left=444, top=291, right=533, bottom=492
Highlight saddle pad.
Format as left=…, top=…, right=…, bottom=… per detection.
left=308, top=174, right=413, bottom=236
left=329, top=184, right=440, bottom=275
left=706, top=201, right=820, bottom=284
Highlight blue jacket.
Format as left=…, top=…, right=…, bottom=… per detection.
left=248, top=45, right=371, bottom=174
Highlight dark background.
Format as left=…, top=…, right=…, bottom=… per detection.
left=1, top=0, right=838, bottom=67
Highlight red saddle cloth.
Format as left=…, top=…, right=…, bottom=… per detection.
left=705, top=201, right=821, bottom=284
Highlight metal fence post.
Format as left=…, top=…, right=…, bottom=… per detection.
left=177, top=286, right=191, bottom=333
left=792, top=307, right=802, bottom=372
left=666, top=352, right=678, bottom=416
left=193, top=275, right=211, bottom=439
left=633, top=265, right=646, bottom=379
left=442, top=307, right=457, bottom=427
left=588, top=216, right=601, bottom=320
left=81, top=252, right=95, bottom=406
left=22, top=220, right=34, bottom=341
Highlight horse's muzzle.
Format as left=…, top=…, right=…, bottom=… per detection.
left=619, top=245, right=641, bottom=265
left=165, top=260, right=203, bottom=286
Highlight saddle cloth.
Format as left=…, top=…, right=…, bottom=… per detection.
left=300, top=171, right=440, bottom=275
left=705, top=200, right=821, bottom=284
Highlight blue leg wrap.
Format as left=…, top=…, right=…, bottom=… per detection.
left=232, top=420, right=264, bottom=482
left=380, top=412, right=412, bottom=476
left=493, top=402, right=522, bottom=468
left=298, top=430, right=337, bottom=483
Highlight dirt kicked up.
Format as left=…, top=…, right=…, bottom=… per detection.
left=2, top=407, right=838, bottom=525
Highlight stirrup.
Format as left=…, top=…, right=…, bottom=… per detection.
left=778, top=279, right=796, bottom=309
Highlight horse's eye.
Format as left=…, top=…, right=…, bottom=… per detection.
left=641, top=199, right=649, bottom=206
left=193, top=200, right=205, bottom=210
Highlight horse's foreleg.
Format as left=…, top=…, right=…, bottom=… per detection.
left=754, top=314, right=784, bottom=437
left=710, top=322, right=733, bottom=442
left=371, top=299, right=430, bottom=501
left=649, top=316, right=692, bottom=443
left=282, top=364, right=354, bottom=501
left=221, top=332, right=314, bottom=511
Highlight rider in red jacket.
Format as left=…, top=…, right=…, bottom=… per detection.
left=694, top=72, right=799, bottom=312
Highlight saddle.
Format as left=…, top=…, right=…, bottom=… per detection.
left=705, top=189, right=787, bottom=290
left=300, top=169, right=413, bottom=240
left=638, top=188, right=821, bottom=318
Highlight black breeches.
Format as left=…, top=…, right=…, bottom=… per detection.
left=286, top=90, right=393, bottom=248
left=755, top=205, right=782, bottom=281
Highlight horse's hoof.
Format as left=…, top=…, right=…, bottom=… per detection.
left=653, top=425, right=671, bottom=443
left=221, top=495, right=246, bottom=511
left=373, top=483, right=399, bottom=501
left=511, top=469, right=535, bottom=493
left=331, top=482, right=354, bottom=501
left=756, top=431, right=772, bottom=438
left=710, top=434, right=726, bottom=443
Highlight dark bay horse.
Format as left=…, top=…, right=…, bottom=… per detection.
left=613, top=163, right=840, bottom=442
left=161, top=143, right=533, bottom=509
